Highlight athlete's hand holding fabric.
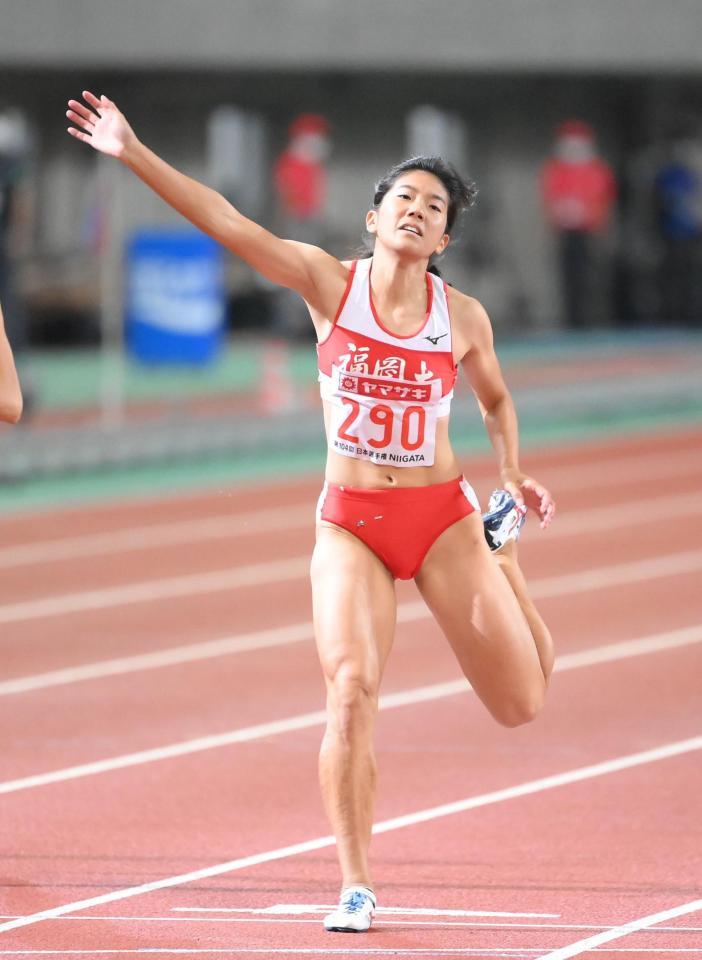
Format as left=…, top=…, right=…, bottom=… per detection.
left=67, top=91, right=136, bottom=158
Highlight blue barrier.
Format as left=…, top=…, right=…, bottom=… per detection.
left=126, top=229, right=225, bottom=364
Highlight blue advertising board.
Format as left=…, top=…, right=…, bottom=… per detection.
left=126, top=229, right=225, bottom=364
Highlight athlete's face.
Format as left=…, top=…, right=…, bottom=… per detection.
left=366, top=170, right=451, bottom=259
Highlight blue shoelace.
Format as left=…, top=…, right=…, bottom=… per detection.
left=341, top=890, right=369, bottom=914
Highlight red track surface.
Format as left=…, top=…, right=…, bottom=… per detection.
left=1, top=427, right=701, bottom=959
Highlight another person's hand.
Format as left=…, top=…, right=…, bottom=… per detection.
left=501, top=469, right=555, bottom=529
left=66, top=91, right=136, bottom=159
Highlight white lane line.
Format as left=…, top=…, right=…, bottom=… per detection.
left=1, top=535, right=701, bottom=629
left=0, top=950, right=699, bottom=956
left=539, top=446, right=702, bottom=495
left=0, top=949, right=538, bottom=955
left=0, top=556, right=310, bottom=625
left=0, top=734, right=700, bottom=936
left=1, top=444, right=700, bottom=570
left=3, top=912, right=702, bottom=932
left=1, top=951, right=701, bottom=957
left=0, top=505, right=307, bottom=570
left=524, top=490, right=702, bottom=540
left=0, top=622, right=316, bottom=697
left=526, top=549, right=702, bottom=599
left=3, top=440, right=700, bottom=567
left=0, top=623, right=700, bottom=795
left=174, top=904, right=556, bottom=918
left=535, top=898, right=702, bottom=960
left=2, top=543, right=702, bottom=699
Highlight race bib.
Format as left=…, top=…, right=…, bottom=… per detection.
left=329, top=365, right=441, bottom=467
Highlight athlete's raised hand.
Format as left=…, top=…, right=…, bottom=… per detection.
left=66, top=91, right=136, bottom=158
left=502, top=469, right=556, bottom=529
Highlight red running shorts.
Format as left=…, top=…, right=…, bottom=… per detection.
left=316, top=476, right=479, bottom=580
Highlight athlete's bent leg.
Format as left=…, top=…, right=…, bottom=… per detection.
left=416, top=511, right=550, bottom=728
left=494, top=538, right=554, bottom=683
left=311, top=524, right=397, bottom=891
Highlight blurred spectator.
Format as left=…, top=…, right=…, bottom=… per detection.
left=541, top=120, right=617, bottom=328
left=274, top=113, right=330, bottom=237
left=0, top=108, right=34, bottom=413
left=272, top=114, right=330, bottom=338
left=653, top=134, right=702, bottom=326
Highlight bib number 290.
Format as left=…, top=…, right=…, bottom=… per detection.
left=338, top=398, right=426, bottom=451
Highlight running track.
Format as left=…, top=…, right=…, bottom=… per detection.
left=0, top=426, right=701, bottom=959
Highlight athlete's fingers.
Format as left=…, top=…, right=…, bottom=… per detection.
left=82, top=90, right=103, bottom=113
left=67, top=127, right=91, bottom=143
left=540, top=501, right=556, bottom=529
left=66, top=109, right=93, bottom=131
left=67, top=99, right=94, bottom=122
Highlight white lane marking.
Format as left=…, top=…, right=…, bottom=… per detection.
left=2, top=913, right=702, bottom=934
left=0, top=622, right=316, bottom=696
left=524, top=490, right=702, bottom=540
left=0, top=556, right=310, bottom=625
left=3, top=912, right=701, bottom=932
left=0, top=505, right=307, bottom=570
left=3, top=539, right=702, bottom=697
left=526, top=548, right=702, bottom=598
left=539, top=446, right=702, bottom=494
left=175, top=904, right=557, bottom=918
left=0, top=734, right=700, bottom=936
left=0, top=623, right=700, bottom=795
left=0, top=951, right=701, bottom=957
left=0, top=949, right=699, bottom=956
left=535, top=898, right=702, bottom=959
left=1, top=532, right=701, bottom=630
left=1, top=446, right=700, bottom=571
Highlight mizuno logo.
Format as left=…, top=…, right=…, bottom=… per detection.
left=424, top=333, right=448, bottom=346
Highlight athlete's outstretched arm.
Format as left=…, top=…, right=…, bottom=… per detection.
left=66, top=91, right=345, bottom=314
left=455, top=294, right=555, bottom=527
left=0, top=303, right=23, bottom=423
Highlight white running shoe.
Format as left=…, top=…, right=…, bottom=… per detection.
left=482, top=489, right=527, bottom=552
left=323, top=885, right=376, bottom=932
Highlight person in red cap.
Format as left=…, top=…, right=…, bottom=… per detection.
left=541, top=120, right=617, bottom=328
left=272, top=113, right=331, bottom=340
left=275, top=113, right=330, bottom=224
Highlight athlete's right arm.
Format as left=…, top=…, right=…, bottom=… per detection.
left=66, top=91, right=346, bottom=312
left=0, top=303, right=23, bottom=424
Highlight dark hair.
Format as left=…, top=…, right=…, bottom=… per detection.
left=373, top=155, right=478, bottom=233
left=356, top=156, right=477, bottom=277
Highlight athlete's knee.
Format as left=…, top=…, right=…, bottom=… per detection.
left=325, top=665, right=379, bottom=740
left=491, top=686, right=545, bottom=728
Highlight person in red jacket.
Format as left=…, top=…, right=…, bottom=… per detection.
left=541, top=120, right=617, bottom=328
left=272, top=114, right=331, bottom=340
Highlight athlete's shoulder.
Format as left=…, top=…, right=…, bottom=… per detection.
left=282, top=240, right=350, bottom=283
left=446, top=287, right=493, bottom=359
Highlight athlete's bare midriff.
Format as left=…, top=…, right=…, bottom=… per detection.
left=322, top=400, right=461, bottom=488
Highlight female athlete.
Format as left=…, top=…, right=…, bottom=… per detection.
left=0, top=301, right=23, bottom=423
left=67, top=91, right=556, bottom=934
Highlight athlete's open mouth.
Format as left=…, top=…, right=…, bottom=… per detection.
left=399, top=224, right=423, bottom=237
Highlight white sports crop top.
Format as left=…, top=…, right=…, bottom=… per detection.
left=317, top=258, right=457, bottom=467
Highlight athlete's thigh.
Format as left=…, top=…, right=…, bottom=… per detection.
left=414, top=510, right=544, bottom=722
left=311, top=524, right=397, bottom=690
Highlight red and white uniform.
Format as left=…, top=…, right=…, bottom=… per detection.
left=317, top=258, right=456, bottom=468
